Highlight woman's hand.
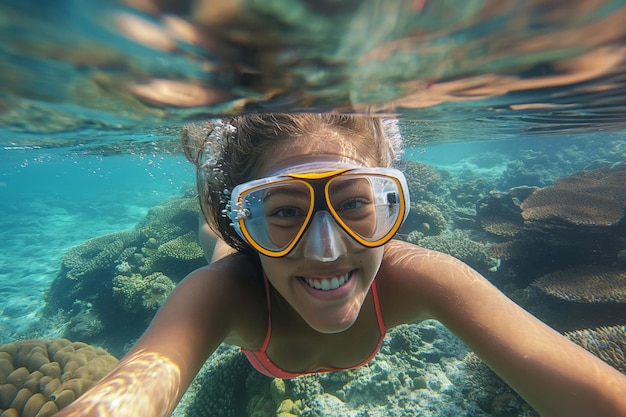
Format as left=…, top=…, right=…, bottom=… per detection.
left=56, top=256, right=249, bottom=417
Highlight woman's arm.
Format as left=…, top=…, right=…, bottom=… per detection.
left=382, top=240, right=626, bottom=417
left=55, top=257, right=247, bottom=417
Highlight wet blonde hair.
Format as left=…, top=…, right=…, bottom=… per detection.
left=182, top=113, right=403, bottom=255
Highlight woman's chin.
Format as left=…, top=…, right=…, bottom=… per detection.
left=303, top=311, right=359, bottom=334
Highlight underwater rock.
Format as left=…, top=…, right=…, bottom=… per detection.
left=64, top=301, right=104, bottom=343
left=0, top=338, right=118, bottom=416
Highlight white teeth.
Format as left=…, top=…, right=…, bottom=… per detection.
left=304, top=272, right=350, bottom=291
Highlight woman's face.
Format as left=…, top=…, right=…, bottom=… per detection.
left=254, top=129, right=385, bottom=334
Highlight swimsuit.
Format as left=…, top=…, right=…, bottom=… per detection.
left=241, top=275, right=386, bottom=378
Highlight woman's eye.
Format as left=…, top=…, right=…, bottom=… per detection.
left=272, top=207, right=303, bottom=217
left=339, top=198, right=367, bottom=210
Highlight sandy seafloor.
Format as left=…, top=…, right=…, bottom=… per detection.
left=1, top=133, right=624, bottom=416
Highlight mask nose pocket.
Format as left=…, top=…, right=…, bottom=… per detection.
left=302, top=211, right=348, bottom=262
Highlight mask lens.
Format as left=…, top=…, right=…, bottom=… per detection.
left=238, top=180, right=313, bottom=254
left=327, top=174, right=403, bottom=244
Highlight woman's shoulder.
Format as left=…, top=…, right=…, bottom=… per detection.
left=177, top=253, right=268, bottom=346
left=377, top=240, right=467, bottom=326
left=382, top=239, right=467, bottom=274
left=183, top=253, right=264, bottom=301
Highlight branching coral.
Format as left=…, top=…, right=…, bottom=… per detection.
left=400, top=202, right=447, bottom=236
left=112, top=272, right=175, bottom=316
left=410, top=229, right=499, bottom=274
left=60, top=231, right=139, bottom=281
left=533, top=267, right=626, bottom=303
left=403, top=160, right=442, bottom=200
left=158, top=231, right=205, bottom=261
left=137, top=196, right=200, bottom=242
left=0, top=338, right=118, bottom=416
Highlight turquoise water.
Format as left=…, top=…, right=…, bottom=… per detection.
left=2, top=0, right=626, bottom=416
left=0, top=149, right=194, bottom=342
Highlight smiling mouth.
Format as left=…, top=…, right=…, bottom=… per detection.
left=301, top=271, right=352, bottom=291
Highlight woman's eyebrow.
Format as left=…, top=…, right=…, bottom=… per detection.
left=262, top=186, right=310, bottom=203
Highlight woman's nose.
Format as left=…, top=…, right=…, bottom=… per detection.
left=301, top=211, right=348, bottom=262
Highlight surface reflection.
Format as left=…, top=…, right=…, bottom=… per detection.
left=0, top=0, right=626, bottom=139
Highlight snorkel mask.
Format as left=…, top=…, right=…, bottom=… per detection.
left=229, top=162, right=410, bottom=258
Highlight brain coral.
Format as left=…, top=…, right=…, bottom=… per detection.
left=533, top=266, right=626, bottom=303
left=0, top=338, right=118, bottom=416
left=565, top=325, right=626, bottom=374
left=520, top=164, right=626, bottom=226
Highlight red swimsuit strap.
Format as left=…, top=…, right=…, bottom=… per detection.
left=258, top=273, right=273, bottom=352
left=241, top=274, right=387, bottom=378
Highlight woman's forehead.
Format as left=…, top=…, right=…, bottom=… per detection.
left=254, top=131, right=375, bottom=177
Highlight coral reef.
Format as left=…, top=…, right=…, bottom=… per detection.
left=45, top=193, right=207, bottom=354
left=177, top=321, right=542, bottom=417
left=402, top=160, right=443, bottom=201
left=158, top=232, right=206, bottom=261
left=461, top=353, right=538, bottom=417
left=477, top=166, right=626, bottom=284
left=533, top=267, right=626, bottom=304
left=476, top=166, right=626, bottom=335
left=59, top=231, right=140, bottom=283
left=476, top=186, right=536, bottom=238
left=520, top=164, right=626, bottom=227
left=0, top=338, right=118, bottom=416
left=408, top=229, right=499, bottom=274
left=400, top=202, right=447, bottom=237
left=177, top=345, right=259, bottom=417
left=499, top=150, right=556, bottom=189
left=449, top=179, right=490, bottom=208
left=112, top=272, right=176, bottom=317
left=565, top=325, right=626, bottom=374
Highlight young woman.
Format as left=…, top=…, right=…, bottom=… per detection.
left=58, top=114, right=626, bottom=417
